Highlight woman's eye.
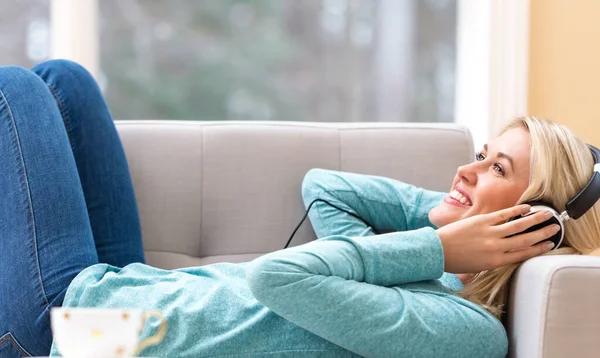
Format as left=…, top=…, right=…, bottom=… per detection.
left=476, top=152, right=505, bottom=176
left=492, top=163, right=505, bottom=175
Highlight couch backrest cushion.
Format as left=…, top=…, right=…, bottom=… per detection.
left=115, top=121, right=474, bottom=269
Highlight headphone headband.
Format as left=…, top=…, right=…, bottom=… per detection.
left=564, top=145, right=600, bottom=220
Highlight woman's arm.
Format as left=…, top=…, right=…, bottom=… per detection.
left=301, top=169, right=446, bottom=239
left=247, top=230, right=508, bottom=358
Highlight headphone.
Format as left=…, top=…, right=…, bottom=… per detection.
left=507, top=144, right=600, bottom=250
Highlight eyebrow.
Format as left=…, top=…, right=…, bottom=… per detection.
left=483, top=144, right=515, bottom=169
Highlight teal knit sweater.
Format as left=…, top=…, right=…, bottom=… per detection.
left=51, top=169, right=508, bottom=357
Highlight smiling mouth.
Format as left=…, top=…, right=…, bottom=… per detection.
left=449, top=190, right=473, bottom=206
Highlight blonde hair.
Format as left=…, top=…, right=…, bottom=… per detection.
left=460, top=116, right=600, bottom=318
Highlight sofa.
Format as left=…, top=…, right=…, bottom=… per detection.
left=114, top=120, right=600, bottom=358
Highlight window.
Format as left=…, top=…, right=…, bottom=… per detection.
left=0, top=0, right=530, bottom=148
left=99, top=0, right=457, bottom=122
left=0, top=0, right=51, bottom=68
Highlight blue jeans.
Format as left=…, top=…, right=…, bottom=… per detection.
left=0, top=60, right=145, bottom=357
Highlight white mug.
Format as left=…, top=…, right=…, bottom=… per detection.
left=50, top=308, right=167, bottom=358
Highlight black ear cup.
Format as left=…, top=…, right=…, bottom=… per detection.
left=506, top=204, right=564, bottom=250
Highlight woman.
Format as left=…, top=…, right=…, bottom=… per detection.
left=0, top=60, right=598, bottom=358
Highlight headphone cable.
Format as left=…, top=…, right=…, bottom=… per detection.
left=283, top=198, right=375, bottom=249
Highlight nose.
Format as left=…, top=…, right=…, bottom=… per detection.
left=456, top=162, right=478, bottom=185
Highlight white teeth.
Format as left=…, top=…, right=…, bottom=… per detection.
left=450, top=190, right=462, bottom=199
left=450, top=189, right=472, bottom=206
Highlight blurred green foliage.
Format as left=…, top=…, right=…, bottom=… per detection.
left=99, top=0, right=456, bottom=122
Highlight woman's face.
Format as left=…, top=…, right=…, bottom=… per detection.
left=429, top=127, right=531, bottom=227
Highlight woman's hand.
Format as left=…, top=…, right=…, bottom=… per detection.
left=436, top=204, right=560, bottom=273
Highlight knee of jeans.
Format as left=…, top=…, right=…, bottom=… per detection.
left=32, top=59, right=95, bottom=86
left=0, top=66, right=48, bottom=94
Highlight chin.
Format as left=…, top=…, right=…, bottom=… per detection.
left=428, top=203, right=460, bottom=228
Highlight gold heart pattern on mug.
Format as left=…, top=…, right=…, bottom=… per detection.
left=51, top=308, right=167, bottom=358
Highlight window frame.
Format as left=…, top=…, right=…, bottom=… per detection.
left=50, top=0, right=99, bottom=78
left=455, top=0, right=530, bottom=149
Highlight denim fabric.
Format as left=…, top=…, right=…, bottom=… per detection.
left=0, top=60, right=144, bottom=357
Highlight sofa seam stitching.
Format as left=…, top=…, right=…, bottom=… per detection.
left=338, top=128, right=342, bottom=172
left=200, top=126, right=204, bottom=258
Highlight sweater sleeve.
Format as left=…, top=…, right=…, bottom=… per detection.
left=247, top=229, right=508, bottom=358
left=301, top=169, right=446, bottom=239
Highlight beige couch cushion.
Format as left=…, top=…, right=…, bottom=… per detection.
left=115, top=121, right=473, bottom=269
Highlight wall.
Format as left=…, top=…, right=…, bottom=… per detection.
left=528, top=0, right=600, bottom=145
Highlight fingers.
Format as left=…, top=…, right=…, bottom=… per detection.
left=501, top=223, right=561, bottom=251
left=494, top=210, right=553, bottom=237
left=487, top=204, right=531, bottom=225
left=502, top=240, right=555, bottom=264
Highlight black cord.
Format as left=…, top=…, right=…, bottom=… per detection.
left=283, top=198, right=375, bottom=249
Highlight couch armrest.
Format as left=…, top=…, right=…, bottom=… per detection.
left=507, top=255, right=600, bottom=358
